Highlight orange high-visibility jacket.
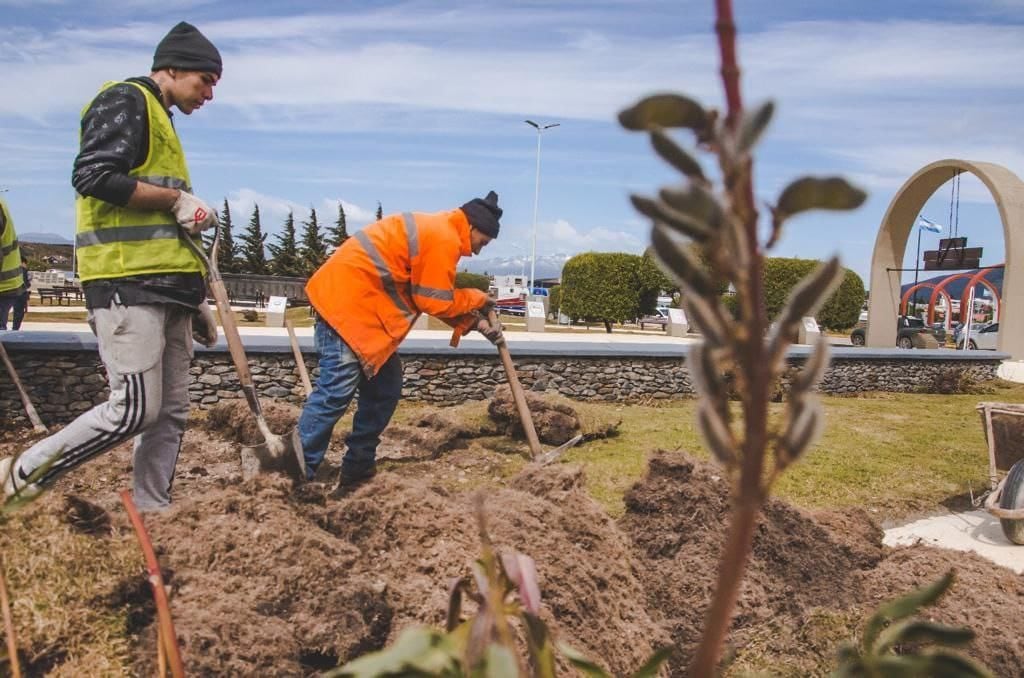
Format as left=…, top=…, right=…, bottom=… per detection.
left=306, top=208, right=489, bottom=377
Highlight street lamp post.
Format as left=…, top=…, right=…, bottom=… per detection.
left=524, top=119, right=559, bottom=294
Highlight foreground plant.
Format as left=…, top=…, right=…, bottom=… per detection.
left=330, top=495, right=671, bottom=677
left=834, top=571, right=991, bottom=677
left=620, top=1, right=867, bottom=674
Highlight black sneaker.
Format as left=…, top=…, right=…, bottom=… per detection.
left=330, top=468, right=377, bottom=499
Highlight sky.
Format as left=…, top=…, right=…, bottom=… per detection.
left=1, top=0, right=1023, bottom=285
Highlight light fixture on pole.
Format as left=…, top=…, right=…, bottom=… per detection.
left=524, top=119, right=559, bottom=294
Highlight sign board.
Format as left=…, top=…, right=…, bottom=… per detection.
left=667, top=307, right=688, bottom=337
left=798, top=316, right=822, bottom=344
left=923, top=236, right=983, bottom=271
left=526, top=301, right=546, bottom=333
left=803, top=317, right=819, bottom=332
left=265, top=295, right=288, bottom=328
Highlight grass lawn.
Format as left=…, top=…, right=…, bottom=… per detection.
left=392, top=381, right=1024, bottom=522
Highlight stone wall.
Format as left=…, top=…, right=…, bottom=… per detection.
left=0, top=346, right=1002, bottom=430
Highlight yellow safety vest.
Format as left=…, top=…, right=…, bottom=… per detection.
left=0, top=199, right=23, bottom=295
left=75, top=81, right=205, bottom=282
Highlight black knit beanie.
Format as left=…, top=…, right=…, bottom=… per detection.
left=152, top=22, right=222, bottom=76
left=461, top=191, right=502, bottom=238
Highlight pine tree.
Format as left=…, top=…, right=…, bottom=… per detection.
left=299, top=207, right=328, bottom=276
left=238, top=204, right=268, bottom=274
left=216, top=198, right=238, bottom=273
left=267, top=211, right=302, bottom=276
left=327, top=202, right=349, bottom=250
left=376, top=201, right=383, bottom=221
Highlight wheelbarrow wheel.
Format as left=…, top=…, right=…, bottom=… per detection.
left=998, top=458, right=1024, bottom=545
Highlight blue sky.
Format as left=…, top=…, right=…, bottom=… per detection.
left=1, top=0, right=1023, bottom=284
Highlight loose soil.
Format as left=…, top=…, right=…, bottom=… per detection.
left=1, top=396, right=1022, bottom=676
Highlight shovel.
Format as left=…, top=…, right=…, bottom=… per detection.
left=181, top=226, right=305, bottom=481
left=285, top=319, right=313, bottom=396
left=451, top=310, right=581, bottom=465
left=0, top=339, right=47, bottom=434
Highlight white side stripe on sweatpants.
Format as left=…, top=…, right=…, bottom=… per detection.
left=38, top=372, right=147, bottom=485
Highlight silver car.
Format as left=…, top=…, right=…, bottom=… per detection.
left=957, top=321, right=999, bottom=350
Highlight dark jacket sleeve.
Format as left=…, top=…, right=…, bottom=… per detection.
left=71, top=83, right=149, bottom=206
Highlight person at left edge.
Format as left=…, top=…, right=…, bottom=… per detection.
left=0, top=22, right=222, bottom=510
left=0, top=198, right=26, bottom=331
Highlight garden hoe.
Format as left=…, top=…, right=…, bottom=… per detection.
left=181, top=225, right=305, bottom=482
left=451, top=310, right=582, bottom=465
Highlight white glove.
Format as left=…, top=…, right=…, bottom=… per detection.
left=172, top=192, right=219, bottom=234
left=192, top=301, right=219, bottom=348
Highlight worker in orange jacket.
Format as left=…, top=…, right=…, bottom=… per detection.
left=298, top=191, right=504, bottom=494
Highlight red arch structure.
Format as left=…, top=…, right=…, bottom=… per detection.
left=959, top=266, right=1002, bottom=326
left=924, top=271, right=1000, bottom=325
left=901, top=283, right=952, bottom=318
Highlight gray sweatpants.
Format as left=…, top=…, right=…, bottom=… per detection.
left=15, top=302, right=193, bottom=510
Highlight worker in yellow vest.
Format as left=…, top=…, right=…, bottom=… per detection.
left=0, top=198, right=26, bottom=330
left=1, top=22, right=222, bottom=510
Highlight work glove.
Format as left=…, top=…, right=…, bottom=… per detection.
left=477, top=313, right=504, bottom=346
left=192, top=301, right=219, bottom=348
left=172, top=192, right=219, bottom=235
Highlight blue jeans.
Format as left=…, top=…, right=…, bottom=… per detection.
left=297, top=321, right=403, bottom=480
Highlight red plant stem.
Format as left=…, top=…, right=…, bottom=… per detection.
left=120, top=490, right=185, bottom=678
left=689, top=1, right=770, bottom=676
left=0, top=556, right=21, bottom=678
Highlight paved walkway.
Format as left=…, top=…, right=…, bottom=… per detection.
left=884, top=510, right=1024, bottom=573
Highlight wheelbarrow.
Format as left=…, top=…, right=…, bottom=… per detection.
left=976, top=401, right=1024, bottom=544
left=451, top=310, right=581, bottom=464
left=180, top=225, right=305, bottom=481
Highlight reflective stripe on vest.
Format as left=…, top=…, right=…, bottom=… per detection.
left=352, top=230, right=417, bottom=320
left=0, top=200, right=22, bottom=294
left=399, top=211, right=453, bottom=301
left=75, top=81, right=203, bottom=282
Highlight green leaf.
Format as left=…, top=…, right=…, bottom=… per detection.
left=876, top=620, right=975, bottom=655
left=863, top=571, right=955, bottom=651
left=522, top=612, right=557, bottom=678
left=649, top=128, right=706, bottom=181
left=619, top=93, right=708, bottom=132
left=447, top=577, right=469, bottom=632
left=870, top=655, right=933, bottom=677
left=632, top=195, right=713, bottom=242
left=923, top=650, right=994, bottom=678
left=737, top=100, right=775, bottom=153
left=483, top=645, right=520, bottom=678
left=659, top=184, right=724, bottom=229
left=775, top=176, right=867, bottom=220
left=630, top=646, right=675, bottom=678
left=330, top=627, right=457, bottom=678
left=557, top=641, right=613, bottom=677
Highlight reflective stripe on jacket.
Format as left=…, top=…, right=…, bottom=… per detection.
left=0, top=199, right=24, bottom=295
left=75, top=81, right=204, bottom=282
left=306, top=208, right=489, bottom=377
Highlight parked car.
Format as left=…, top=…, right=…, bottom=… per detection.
left=850, top=315, right=946, bottom=349
left=957, top=321, right=999, bottom=350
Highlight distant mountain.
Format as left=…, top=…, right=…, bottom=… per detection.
left=19, top=232, right=73, bottom=245
left=458, top=253, right=572, bottom=281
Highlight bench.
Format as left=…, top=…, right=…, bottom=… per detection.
left=38, top=288, right=69, bottom=305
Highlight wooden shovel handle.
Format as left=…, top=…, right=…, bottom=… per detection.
left=286, top=320, right=313, bottom=396
left=487, top=310, right=542, bottom=459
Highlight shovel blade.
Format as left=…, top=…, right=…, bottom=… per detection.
left=535, top=434, right=584, bottom=466
left=240, top=430, right=306, bottom=481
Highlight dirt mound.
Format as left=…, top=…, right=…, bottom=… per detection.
left=201, top=399, right=302, bottom=445
left=858, top=546, right=1024, bottom=677
left=140, top=463, right=667, bottom=675
left=488, top=385, right=620, bottom=445
left=619, top=451, right=885, bottom=673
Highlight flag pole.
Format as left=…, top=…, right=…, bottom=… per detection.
left=912, top=224, right=922, bottom=317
